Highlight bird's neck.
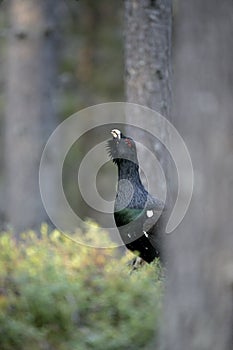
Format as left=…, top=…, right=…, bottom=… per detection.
left=117, top=160, right=143, bottom=187
left=115, top=160, right=148, bottom=211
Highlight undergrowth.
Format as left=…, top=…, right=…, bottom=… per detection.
left=0, top=223, right=163, bottom=350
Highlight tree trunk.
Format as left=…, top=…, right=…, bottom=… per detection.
left=124, top=0, right=172, bottom=199
left=5, top=0, right=59, bottom=235
left=162, top=1, right=233, bottom=349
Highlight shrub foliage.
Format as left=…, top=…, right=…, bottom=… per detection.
left=0, top=224, right=163, bottom=350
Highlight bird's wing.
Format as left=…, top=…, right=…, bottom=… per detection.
left=114, top=205, right=161, bottom=230
left=114, top=207, right=144, bottom=227
left=115, top=205, right=163, bottom=256
left=141, top=195, right=165, bottom=236
left=142, top=208, right=161, bottom=234
left=145, top=193, right=165, bottom=211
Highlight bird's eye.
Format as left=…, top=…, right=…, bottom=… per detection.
left=125, top=139, right=132, bottom=147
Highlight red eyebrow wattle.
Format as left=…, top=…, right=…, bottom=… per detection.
left=125, top=139, right=132, bottom=147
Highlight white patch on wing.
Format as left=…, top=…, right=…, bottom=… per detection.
left=143, top=230, right=149, bottom=238
left=146, top=210, right=153, bottom=218
left=127, top=233, right=131, bottom=238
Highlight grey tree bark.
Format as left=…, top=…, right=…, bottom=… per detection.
left=124, top=0, right=172, bottom=201
left=5, top=0, right=60, bottom=235
left=161, top=1, right=233, bottom=349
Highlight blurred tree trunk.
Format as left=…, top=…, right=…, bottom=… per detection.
left=161, top=1, right=233, bottom=349
left=125, top=0, right=172, bottom=115
left=124, top=0, right=172, bottom=197
left=0, top=2, right=6, bottom=229
left=5, top=0, right=60, bottom=235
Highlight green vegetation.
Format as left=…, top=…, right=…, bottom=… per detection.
left=0, top=225, right=163, bottom=350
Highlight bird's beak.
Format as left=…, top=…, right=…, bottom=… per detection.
left=111, top=129, right=121, bottom=140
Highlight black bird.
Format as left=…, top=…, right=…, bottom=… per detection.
left=107, top=129, right=165, bottom=263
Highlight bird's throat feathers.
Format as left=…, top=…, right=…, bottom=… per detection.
left=117, top=159, right=142, bottom=185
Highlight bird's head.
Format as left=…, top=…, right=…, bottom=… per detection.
left=107, top=129, right=139, bottom=165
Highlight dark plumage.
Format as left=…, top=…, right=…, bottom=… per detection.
left=107, top=129, right=165, bottom=263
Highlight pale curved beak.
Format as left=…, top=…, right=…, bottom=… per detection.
left=111, top=129, right=121, bottom=140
